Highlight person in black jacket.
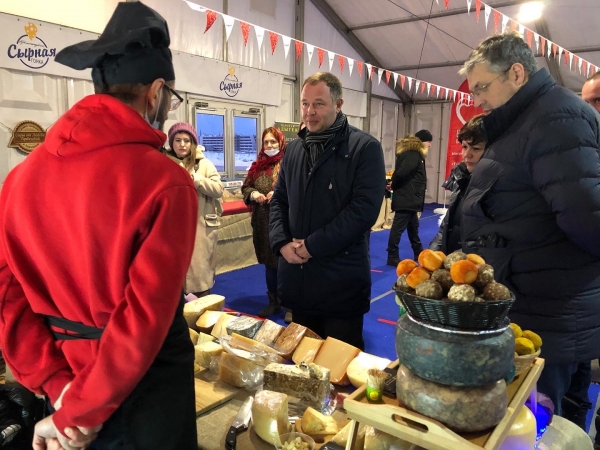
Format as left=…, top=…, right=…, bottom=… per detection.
left=460, top=31, right=600, bottom=427
left=386, top=135, right=427, bottom=266
left=269, top=72, right=385, bottom=350
left=430, top=115, right=485, bottom=254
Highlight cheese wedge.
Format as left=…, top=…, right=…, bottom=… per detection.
left=263, top=362, right=330, bottom=409
left=292, top=336, right=323, bottom=365
left=226, top=316, right=263, bottom=338
left=196, top=332, right=215, bottom=345
left=300, top=407, right=338, bottom=436
left=254, top=319, right=284, bottom=346
left=189, top=328, right=199, bottom=345
left=346, top=352, right=392, bottom=388
left=273, top=322, right=308, bottom=359
left=218, top=352, right=261, bottom=388
left=196, top=310, right=227, bottom=334
left=211, top=313, right=237, bottom=339
left=252, top=390, right=292, bottom=446
left=229, top=333, right=286, bottom=363
left=183, top=294, right=225, bottom=328
left=331, top=421, right=366, bottom=450
left=194, top=341, right=223, bottom=368
left=313, top=337, right=360, bottom=385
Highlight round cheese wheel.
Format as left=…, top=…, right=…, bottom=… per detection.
left=395, top=314, right=514, bottom=387
left=499, top=405, right=537, bottom=450
left=396, top=365, right=507, bottom=433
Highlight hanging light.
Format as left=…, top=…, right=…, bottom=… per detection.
left=517, top=1, right=544, bottom=23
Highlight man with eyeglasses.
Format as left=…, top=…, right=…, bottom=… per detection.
left=459, top=31, right=600, bottom=430
left=0, top=3, right=198, bottom=450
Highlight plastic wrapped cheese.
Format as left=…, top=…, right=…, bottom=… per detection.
left=251, top=390, right=292, bottom=446
left=229, top=333, right=286, bottom=364
left=346, top=352, right=392, bottom=388
left=254, top=319, right=285, bottom=346
left=194, top=341, right=223, bottom=368
left=218, top=352, right=262, bottom=388
left=292, top=337, right=323, bottom=365
left=364, top=426, right=413, bottom=450
left=183, top=294, right=225, bottom=328
left=273, top=323, right=308, bottom=359
left=313, top=337, right=360, bottom=385
left=300, top=407, right=338, bottom=436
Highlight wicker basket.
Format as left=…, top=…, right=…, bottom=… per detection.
left=393, top=286, right=515, bottom=331
left=514, top=349, right=541, bottom=377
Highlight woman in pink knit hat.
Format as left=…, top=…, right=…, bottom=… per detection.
left=167, top=122, right=224, bottom=297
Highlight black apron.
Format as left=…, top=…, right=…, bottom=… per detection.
left=47, top=292, right=197, bottom=450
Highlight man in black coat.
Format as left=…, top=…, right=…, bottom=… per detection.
left=269, top=72, right=385, bottom=350
left=460, top=32, right=600, bottom=427
left=386, top=135, right=428, bottom=266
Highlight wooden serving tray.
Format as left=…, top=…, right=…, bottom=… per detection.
left=343, top=358, right=544, bottom=450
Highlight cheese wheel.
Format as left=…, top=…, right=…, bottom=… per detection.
left=251, top=390, right=292, bottom=446
left=194, top=341, right=223, bottom=368
left=183, top=294, right=225, bottom=328
left=346, top=352, right=392, bottom=388
left=313, top=337, right=360, bottom=385
left=498, top=406, right=537, bottom=450
left=292, top=337, right=323, bottom=365
left=300, top=407, right=338, bottom=437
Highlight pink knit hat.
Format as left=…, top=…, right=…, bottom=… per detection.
left=168, top=122, right=198, bottom=149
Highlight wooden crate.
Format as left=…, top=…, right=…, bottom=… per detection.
left=343, top=358, right=544, bottom=450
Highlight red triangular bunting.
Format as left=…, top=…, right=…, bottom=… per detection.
left=357, top=61, right=363, bottom=77
left=564, top=50, right=570, bottom=66
left=526, top=29, right=533, bottom=48
left=574, top=55, right=579, bottom=70
left=552, top=43, right=558, bottom=58
left=400, top=75, right=406, bottom=89
left=475, top=0, right=482, bottom=22
left=370, top=65, right=376, bottom=79
left=205, top=10, right=218, bottom=33
left=583, top=60, right=588, bottom=75
left=510, top=20, right=517, bottom=31
left=540, top=37, right=546, bottom=55
left=493, top=10, right=501, bottom=33
left=444, top=0, right=450, bottom=9
left=420, top=82, right=426, bottom=94
left=441, top=87, right=445, bottom=97
left=385, top=70, right=391, bottom=85
left=430, top=84, right=435, bottom=96
left=338, top=55, right=345, bottom=73
left=317, top=48, right=325, bottom=67
left=240, top=21, right=251, bottom=46
left=269, top=31, right=279, bottom=55
left=295, top=41, right=303, bottom=61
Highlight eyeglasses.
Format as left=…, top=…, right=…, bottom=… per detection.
left=164, top=84, right=184, bottom=111
left=470, top=67, right=511, bottom=97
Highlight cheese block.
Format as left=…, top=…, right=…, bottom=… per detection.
left=218, top=352, right=262, bottom=388
left=313, top=337, right=360, bottom=385
left=189, top=328, right=199, bottom=345
left=498, top=405, right=536, bottom=450
left=196, top=332, right=215, bottom=345
left=225, top=316, right=263, bottom=338
left=364, top=426, right=413, bottom=450
left=254, top=319, right=284, bottom=346
left=331, top=421, right=366, bottom=450
left=292, top=337, right=323, bottom=365
left=251, top=390, right=292, bottom=446
left=395, top=313, right=514, bottom=387
left=229, top=333, right=286, bottom=363
left=194, top=341, right=223, bottom=368
left=273, top=322, right=308, bottom=359
left=263, top=362, right=330, bottom=409
left=196, top=310, right=228, bottom=334
left=183, top=294, right=225, bottom=328
left=396, top=365, right=507, bottom=433
left=211, top=313, right=237, bottom=339
left=300, top=407, right=338, bottom=436
left=346, top=352, right=392, bottom=388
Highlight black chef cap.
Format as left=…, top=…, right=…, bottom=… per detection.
left=55, top=2, right=174, bottom=87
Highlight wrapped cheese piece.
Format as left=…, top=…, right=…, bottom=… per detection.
left=218, top=352, right=262, bottom=388
left=331, top=421, right=366, bottom=450
left=194, top=341, right=223, bottom=368
left=263, top=362, right=330, bottom=409
left=183, top=294, right=225, bottom=328
left=254, top=319, right=284, bottom=346
left=396, top=365, right=507, bottom=433
left=292, top=337, right=323, bottom=365
left=251, top=390, right=292, bottom=446
left=300, top=407, right=338, bottom=436
left=346, top=352, right=392, bottom=388
left=273, top=322, right=308, bottom=359
left=225, top=315, right=263, bottom=338
left=229, top=333, right=286, bottom=364
left=196, top=310, right=228, bottom=334
left=211, top=313, right=237, bottom=339
left=189, top=328, right=199, bottom=345
left=364, top=426, right=413, bottom=450
left=313, top=337, right=360, bottom=385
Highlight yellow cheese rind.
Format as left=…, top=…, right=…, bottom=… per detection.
left=194, top=341, right=223, bottom=368
left=313, top=337, right=360, bottom=385
left=211, top=313, right=237, bottom=339
left=218, top=352, right=262, bottom=387
left=183, top=294, right=225, bottom=328
left=251, top=390, right=291, bottom=446
left=292, top=337, right=323, bottom=365
left=300, top=407, right=338, bottom=436
left=331, top=421, right=366, bottom=450
left=196, top=310, right=227, bottom=334
left=346, top=352, right=392, bottom=388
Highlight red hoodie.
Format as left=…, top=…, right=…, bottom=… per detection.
left=0, top=94, right=198, bottom=433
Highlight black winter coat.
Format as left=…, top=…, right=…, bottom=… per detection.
left=269, top=124, right=385, bottom=316
left=461, top=68, right=600, bottom=364
left=429, top=163, right=470, bottom=254
left=390, top=146, right=427, bottom=212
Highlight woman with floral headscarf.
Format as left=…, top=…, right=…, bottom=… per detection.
left=242, top=127, right=286, bottom=318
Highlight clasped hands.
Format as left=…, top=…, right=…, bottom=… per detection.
left=33, top=383, right=102, bottom=450
left=252, top=190, right=274, bottom=205
left=281, top=239, right=312, bottom=264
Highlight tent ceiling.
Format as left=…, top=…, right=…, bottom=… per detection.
left=315, top=0, right=599, bottom=101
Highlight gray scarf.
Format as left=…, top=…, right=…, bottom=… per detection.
left=303, top=112, right=347, bottom=168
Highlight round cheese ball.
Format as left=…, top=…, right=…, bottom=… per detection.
left=483, top=282, right=512, bottom=301
left=473, top=264, right=495, bottom=289
left=406, top=267, right=431, bottom=289
left=443, top=251, right=467, bottom=269
left=395, top=274, right=415, bottom=294
left=448, top=284, right=476, bottom=302
left=418, top=250, right=444, bottom=272
left=415, top=280, right=444, bottom=300
left=431, top=269, right=454, bottom=293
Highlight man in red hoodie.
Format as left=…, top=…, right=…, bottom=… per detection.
left=0, top=3, right=198, bottom=449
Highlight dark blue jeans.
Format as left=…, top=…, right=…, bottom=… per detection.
left=265, top=265, right=277, bottom=294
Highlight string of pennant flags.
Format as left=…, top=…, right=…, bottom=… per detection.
left=184, top=0, right=598, bottom=103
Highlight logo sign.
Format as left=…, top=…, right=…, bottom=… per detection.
left=7, top=23, right=57, bottom=69
left=220, top=66, right=243, bottom=98
left=274, top=121, right=301, bottom=144
left=8, top=121, right=46, bottom=154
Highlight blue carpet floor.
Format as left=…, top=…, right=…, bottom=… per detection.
left=213, top=203, right=598, bottom=434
